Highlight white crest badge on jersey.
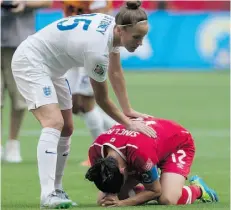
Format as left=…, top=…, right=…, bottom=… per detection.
left=43, top=86, right=52, bottom=97
left=93, top=64, right=106, bottom=77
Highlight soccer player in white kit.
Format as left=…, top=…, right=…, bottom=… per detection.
left=63, top=0, right=116, bottom=167
left=11, top=1, right=155, bottom=208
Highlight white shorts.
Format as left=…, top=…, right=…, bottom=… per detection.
left=11, top=50, right=72, bottom=111
left=65, top=67, right=94, bottom=96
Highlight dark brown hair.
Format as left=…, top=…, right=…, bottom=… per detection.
left=115, top=1, right=148, bottom=26
left=85, top=157, right=124, bottom=194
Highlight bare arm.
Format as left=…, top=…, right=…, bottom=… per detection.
left=119, top=180, right=161, bottom=206
left=90, top=78, right=131, bottom=127
left=86, top=52, right=156, bottom=137
left=108, top=52, right=132, bottom=115
left=100, top=180, right=161, bottom=207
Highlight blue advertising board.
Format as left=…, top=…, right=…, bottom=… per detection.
left=35, top=10, right=230, bottom=70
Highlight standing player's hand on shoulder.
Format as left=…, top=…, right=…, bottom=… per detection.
left=127, top=120, right=157, bottom=138
left=11, top=0, right=26, bottom=13
left=123, top=109, right=157, bottom=138
left=124, top=108, right=152, bottom=119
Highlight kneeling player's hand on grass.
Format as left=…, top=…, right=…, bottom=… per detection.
left=127, top=120, right=157, bottom=138
left=100, top=195, right=122, bottom=207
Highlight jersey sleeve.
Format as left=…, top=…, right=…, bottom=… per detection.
left=140, top=166, right=159, bottom=184
left=127, top=143, right=159, bottom=184
left=84, top=51, right=109, bottom=82
left=89, top=145, right=102, bottom=166
left=133, top=155, right=159, bottom=184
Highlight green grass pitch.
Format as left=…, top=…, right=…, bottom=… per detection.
left=1, top=71, right=230, bottom=210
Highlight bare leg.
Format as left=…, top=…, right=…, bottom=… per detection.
left=158, top=172, right=185, bottom=205
left=3, top=47, right=27, bottom=162
left=78, top=95, right=105, bottom=167
left=9, top=108, right=25, bottom=140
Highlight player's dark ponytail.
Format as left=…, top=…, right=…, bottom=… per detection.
left=115, top=1, right=147, bottom=27
left=85, top=157, right=124, bottom=194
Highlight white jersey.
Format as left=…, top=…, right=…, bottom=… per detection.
left=18, top=13, right=119, bottom=82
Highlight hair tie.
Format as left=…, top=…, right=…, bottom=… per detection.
left=117, top=20, right=147, bottom=27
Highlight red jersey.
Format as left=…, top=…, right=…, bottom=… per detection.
left=89, top=117, right=194, bottom=181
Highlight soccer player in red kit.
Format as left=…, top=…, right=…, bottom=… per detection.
left=85, top=117, right=218, bottom=207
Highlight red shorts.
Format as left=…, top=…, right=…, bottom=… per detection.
left=158, top=134, right=195, bottom=178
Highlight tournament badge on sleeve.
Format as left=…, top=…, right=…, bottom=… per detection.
left=93, top=64, right=106, bottom=77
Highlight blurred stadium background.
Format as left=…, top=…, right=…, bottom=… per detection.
left=1, top=1, right=230, bottom=210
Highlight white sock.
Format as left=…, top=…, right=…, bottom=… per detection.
left=82, top=107, right=104, bottom=140
left=37, top=127, right=61, bottom=200
left=96, top=106, right=116, bottom=130
left=4, top=139, right=22, bottom=161
left=5, top=139, right=20, bottom=152
left=55, top=136, right=71, bottom=190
